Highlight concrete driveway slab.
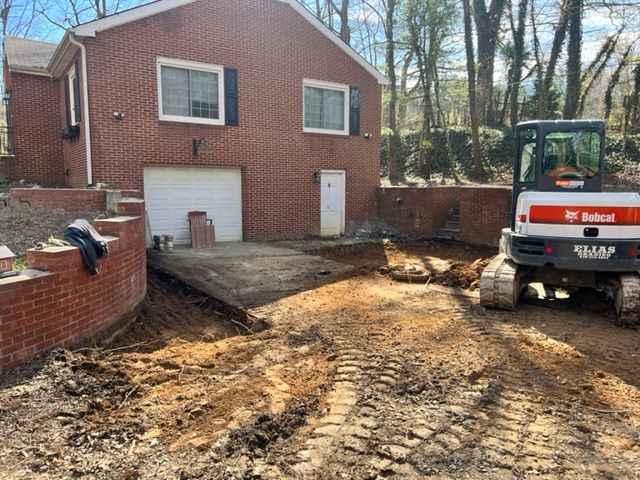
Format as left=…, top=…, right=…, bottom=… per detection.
left=147, top=242, right=356, bottom=311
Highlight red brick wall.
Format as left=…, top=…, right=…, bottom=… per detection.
left=459, top=186, right=512, bottom=246
left=10, top=188, right=106, bottom=210
left=377, top=185, right=512, bottom=246
left=376, top=186, right=459, bottom=237
left=0, top=199, right=146, bottom=373
left=81, top=0, right=381, bottom=240
left=60, top=54, right=88, bottom=188
left=3, top=71, right=64, bottom=186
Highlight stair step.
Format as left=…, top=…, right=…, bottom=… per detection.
left=434, top=227, right=460, bottom=240
left=444, top=221, right=460, bottom=229
left=449, top=214, right=460, bottom=222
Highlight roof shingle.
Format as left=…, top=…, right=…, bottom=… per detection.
left=4, top=36, right=58, bottom=72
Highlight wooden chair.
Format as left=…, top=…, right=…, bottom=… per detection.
left=188, top=211, right=215, bottom=248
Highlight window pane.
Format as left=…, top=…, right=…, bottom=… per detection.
left=190, top=70, right=219, bottom=119
left=543, top=131, right=601, bottom=179
left=517, top=128, right=536, bottom=183
left=304, top=86, right=323, bottom=129
left=304, top=85, right=345, bottom=131
left=323, top=89, right=344, bottom=131
left=161, top=66, right=189, bottom=117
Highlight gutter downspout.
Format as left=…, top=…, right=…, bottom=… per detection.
left=68, top=34, right=93, bottom=186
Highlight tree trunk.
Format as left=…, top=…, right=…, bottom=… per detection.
left=562, top=0, right=582, bottom=120
left=329, top=0, right=350, bottom=44
left=538, top=0, right=570, bottom=118
left=604, top=43, right=634, bottom=122
left=463, top=0, right=486, bottom=179
left=385, top=0, right=401, bottom=183
left=530, top=0, right=544, bottom=118
left=509, top=0, right=529, bottom=127
left=578, top=34, right=618, bottom=116
left=473, top=0, right=506, bottom=125
left=398, top=51, right=413, bottom=129
left=631, top=65, right=640, bottom=133
left=434, top=69, right=460, bottom=184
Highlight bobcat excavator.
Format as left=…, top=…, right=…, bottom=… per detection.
left=479, top=120, right=640, bottom=324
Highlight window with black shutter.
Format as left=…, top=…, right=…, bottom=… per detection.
left=67, top=64, right=80, bottom=125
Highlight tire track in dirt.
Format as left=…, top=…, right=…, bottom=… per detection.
left=292, top=316, right=389, bottom=476
left=292, top=296, right=640, bottom=479
left=378, top=307, right=640, bottom=479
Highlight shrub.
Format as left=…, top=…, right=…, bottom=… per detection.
left=382, top=128, right=640, bottom=181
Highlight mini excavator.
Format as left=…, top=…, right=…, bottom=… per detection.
left=480, top=120, right=640, bottom=324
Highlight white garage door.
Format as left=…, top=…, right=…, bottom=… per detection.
left=144, top=166, right=242, bottom=244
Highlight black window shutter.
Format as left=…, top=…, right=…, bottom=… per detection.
left=73, top=62, right=81, bottom=122
left=64, top=74, right=71, bottom=126
left=224, top=67, right=238, bottom=126
left=349, top=86, right=360, bottom=136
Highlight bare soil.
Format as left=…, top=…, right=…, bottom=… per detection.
left=1, top=240, right=640, bottom=479
left=0, top=204, right=105, bottom=259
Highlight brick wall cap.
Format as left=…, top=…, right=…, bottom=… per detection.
left=95, top=216, right=138, bottom=223
left=461, top=185, right=513, bottom=190
left=28, top=245, right=76, bottom=254
left=379, top=185, right=460, bottom=191
left=118, top=198, right=144, bottom=204
left=0, top=269, right=52, bottom=286
left=10, top=188, right=107, bottom=193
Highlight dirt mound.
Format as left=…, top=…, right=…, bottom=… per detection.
left=429, top=258, right=492, bottom=289
left=381, top=257, right=492, bottom=289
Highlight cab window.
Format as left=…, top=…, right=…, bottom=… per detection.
left=543, top=131, right=601, bottom=179
left=518, top=128, right=536, bottom=183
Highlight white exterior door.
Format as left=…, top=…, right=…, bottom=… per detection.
left=144, top=166, right=242, bottom=244
left=320, top=170, right=345, bottom=236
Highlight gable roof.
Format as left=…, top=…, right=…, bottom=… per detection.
left=70, top=0, right=388, bottom=85
left=4, top=36, right=58, bottom=74
left=0, top=244, right=15, bottom=258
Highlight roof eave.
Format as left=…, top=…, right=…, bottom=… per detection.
left=7, top=66, right=52, bottom=77
left=71, top=0, right=199, bottom=37
left=46, top=31, right=81, bottom=78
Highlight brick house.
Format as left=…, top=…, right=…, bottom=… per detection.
left=2, top=0, right=386, bottom=243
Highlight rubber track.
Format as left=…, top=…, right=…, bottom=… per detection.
left=479, top=254, right=521, bottom=310
left=617, top=273, right=640, bottom=326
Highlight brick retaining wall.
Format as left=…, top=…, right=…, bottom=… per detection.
left=377, top=185, right=512, bottom=246
left=0, top=198, right=146, bottom=372
left=10, top=188, right=107, bottom=210
left=459, top=186, right=512, bottom=246
left=377, top=186, right=460, bottom=237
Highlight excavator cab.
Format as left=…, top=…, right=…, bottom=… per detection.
left=481, top=120, right=640, bottom=324
left=511, top=120, right=605, bottom=229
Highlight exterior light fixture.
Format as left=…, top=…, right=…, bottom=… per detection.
left=313, top=171, right=321, bottom=183
left=2, top=89, right=11, bottom=103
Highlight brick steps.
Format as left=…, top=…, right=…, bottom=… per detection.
left=434, top=206, right=460, bottom=241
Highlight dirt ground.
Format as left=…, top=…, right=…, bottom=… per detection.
left=0, top=204, right=105, bottom=259
left=1, top=240, right=640, bottom=479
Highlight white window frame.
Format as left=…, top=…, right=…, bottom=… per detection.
left=303, top=78, right=349, bottom=136
left=156, top=57, right=225, bottom=126
left=68, top=65, right=78, bottom=126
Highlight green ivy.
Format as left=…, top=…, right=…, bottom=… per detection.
left=382, top=128, right=640, bottom=181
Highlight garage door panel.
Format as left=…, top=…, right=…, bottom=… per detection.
left=144, top=167, right=242, bottom=244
